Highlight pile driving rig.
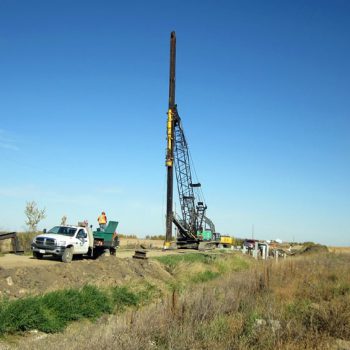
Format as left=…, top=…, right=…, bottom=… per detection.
left=164, top=31, right=217, bottom=249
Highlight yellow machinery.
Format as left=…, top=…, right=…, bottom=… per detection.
left=220, top=235, right=235, bottom=247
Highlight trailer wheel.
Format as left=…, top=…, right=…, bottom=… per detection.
left=33, top=251, right=43, bottom=259
left=62, top=247, right=73, bottom=263
left=110, top=247, right=116, bottom=256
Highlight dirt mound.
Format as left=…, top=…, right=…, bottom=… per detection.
left=297, top=244, right=329, bottom=255
left=0, top=257, right=173, bottom=299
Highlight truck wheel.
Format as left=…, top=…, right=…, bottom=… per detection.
left=92, top=248, right=102, bottom=259
left=33, top=251, right=43, bottom=259
left=62, top=247, right=73, bottom=263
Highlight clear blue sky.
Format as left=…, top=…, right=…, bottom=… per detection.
left=0, top=0, right=349, bottom=245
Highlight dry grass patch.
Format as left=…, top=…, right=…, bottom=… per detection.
left=2, top=252, right=350, bottom=350
left=328, top=246, right=350, bottom=254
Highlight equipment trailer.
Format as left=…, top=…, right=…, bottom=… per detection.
left=0, top=232, right=23, bottom=254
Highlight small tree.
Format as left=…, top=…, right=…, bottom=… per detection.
left=25, top=201, right=46, bottom=232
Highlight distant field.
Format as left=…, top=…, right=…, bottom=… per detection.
left=328, top=246, right=350, bottom=253
left=119, top=237, right=164, bottom=249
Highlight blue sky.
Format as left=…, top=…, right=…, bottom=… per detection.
left=0, top=0, right=349, bottom=245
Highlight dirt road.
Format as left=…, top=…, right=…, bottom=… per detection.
left=0, top=248, right=190, bottom=269
left=0, top=254, right=61, bottom=268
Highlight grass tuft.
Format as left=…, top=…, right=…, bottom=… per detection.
left=111, top=286, right=140, bottom=310
left=190, top=270, right=220, bottom=283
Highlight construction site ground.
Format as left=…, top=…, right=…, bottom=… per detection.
left=0, top=237, right=347, bottom=301
left=0, top=238, right=198, bottom=300
left=0, top=238, right=165, bottom=268
left=0, top=248, right=180, bottom=268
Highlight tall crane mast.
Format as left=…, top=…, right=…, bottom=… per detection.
left=164, top=31, right=216, bottom=249
left=164, top=31, right=176, bottom=248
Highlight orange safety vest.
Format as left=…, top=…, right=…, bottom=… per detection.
left=98, top=214, right=107, bottom=224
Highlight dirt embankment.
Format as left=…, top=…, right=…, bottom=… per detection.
left=0, top=236, right=170, bottom=299
left=0, top=255, right=173, bottom=300
left=294, top=244, right=329, bottom=255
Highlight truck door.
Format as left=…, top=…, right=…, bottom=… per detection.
left=75, top=229, right=89, bottom=254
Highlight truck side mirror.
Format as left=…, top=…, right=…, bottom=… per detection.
left=43, top=229, right=47, bottom=233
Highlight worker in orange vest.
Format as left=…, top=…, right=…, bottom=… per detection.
left=97, top=211, right=107, bottom=230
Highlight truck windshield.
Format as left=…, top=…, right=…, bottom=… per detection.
left=48, top=226, right=77, bottom=237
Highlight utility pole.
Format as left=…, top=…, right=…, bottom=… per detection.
left=164, top=31, right=176, bottom=248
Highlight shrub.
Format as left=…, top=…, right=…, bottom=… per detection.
left=111, top=286, right=140, bottom=310
left=41, top=285, right=112, bottom=322
left=0, top=297, right=48, bottom=333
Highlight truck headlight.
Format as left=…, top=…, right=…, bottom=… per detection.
left=57, top=241, right=66, bottom=246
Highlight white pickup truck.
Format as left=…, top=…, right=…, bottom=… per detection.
left=31, top=221, right=119, bottom=263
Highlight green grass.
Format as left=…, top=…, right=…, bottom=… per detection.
left=190, top=270, right=220, bottom=283
left=136, top=283, right=158, bottom=303
left=111, top=286, right=140, bottom=310
left=0, top=284, right=150, bottom=335
left=214, top=254, right=251, bottom=273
